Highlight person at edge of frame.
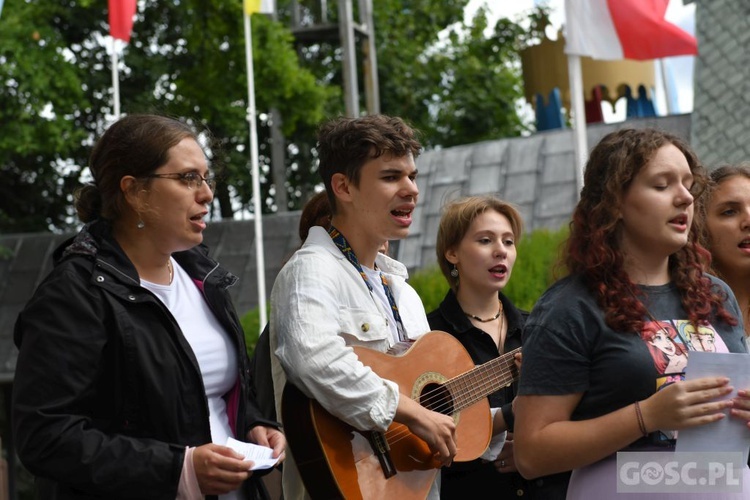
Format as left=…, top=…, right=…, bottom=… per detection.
left=514, top=128, right=750, bottom=500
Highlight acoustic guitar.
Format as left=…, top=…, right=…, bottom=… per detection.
left=281, top=330, right=521, bottom=499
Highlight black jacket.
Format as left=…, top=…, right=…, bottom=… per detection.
left=12, top=220, right=277, bottom=499
left=249, top=324, right=277, bottom=422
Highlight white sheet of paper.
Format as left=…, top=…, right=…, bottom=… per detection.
left=225, top=437, right=281, bottom=470
left=676, top=351, right=750, bottom=463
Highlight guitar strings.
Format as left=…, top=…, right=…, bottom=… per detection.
left=382, top=356, right=519, bottom=446
left=380, top=347, right=521, bottom=447
left=416, top=347, right=520, bottom=411
left=413, top=347, right=520, bottom=411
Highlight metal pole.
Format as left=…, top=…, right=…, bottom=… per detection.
left=360, top=0, right=380, bottom=114
left=338, top=0, right=359, bottom=117
left=658, top=59, right=674, bottom=115
left=111, top=39, right=120, bottom=119
left=244, top=13, right=268, bottom=330
left=567, top=54, right=587, bottom=198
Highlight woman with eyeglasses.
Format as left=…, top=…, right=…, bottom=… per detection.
left=12, top=114, right=285, bottom=499
left=513, top=128, right=750, bottom=499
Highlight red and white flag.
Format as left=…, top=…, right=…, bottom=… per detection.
left=109, top=0, right=137, bottom=43
left=564, top=0, right=697, bottom=61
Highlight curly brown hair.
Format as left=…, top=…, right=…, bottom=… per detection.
left=566, top=128, right=736, bottom=333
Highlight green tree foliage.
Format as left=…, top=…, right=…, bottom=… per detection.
left=0, top=1, right=93, bottom=232
left=427, top=12, right=530, bottom=147
left=0, top=0, right=332, bottom=232
left=502, top=225, right=569, bottom=311
left=407, top=264, right=451, bottom=315
left=371, top=0, right=471, bottom=144
left=240, top=304, right=268, bottom=358
left=291, top=1, right=532, bottom=149
left=375, top=3, right=530, bottom=147
left=122, top=4, right=335, bottom=218
left=1, top=0, right=538, bottom=233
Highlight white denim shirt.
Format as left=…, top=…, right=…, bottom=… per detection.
left=270, top=226, right=433, bottom=499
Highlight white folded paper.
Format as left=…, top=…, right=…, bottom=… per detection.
left=225, top=437, right=281, bottom=471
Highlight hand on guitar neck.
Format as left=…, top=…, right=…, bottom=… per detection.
left=394, top=392, right=457, bottom=467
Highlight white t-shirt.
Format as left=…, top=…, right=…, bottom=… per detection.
left=142, top=258, right=241, bottom=500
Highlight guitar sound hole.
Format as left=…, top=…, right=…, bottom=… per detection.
left=419, top=383, right=454, bottom=415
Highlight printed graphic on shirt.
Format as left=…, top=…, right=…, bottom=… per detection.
left=640, top=320, right=689, bottom=378
left=672, top=319, right=727, bottom=354
left=639, top=319, right=728, bottom=392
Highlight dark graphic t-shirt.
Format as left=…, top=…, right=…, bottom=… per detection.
left=518, top=275, right=746, bottom=422
left=640, top=318, right=729, bottom=392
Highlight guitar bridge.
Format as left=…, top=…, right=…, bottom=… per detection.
left=367, top=431, right=397, bottom=479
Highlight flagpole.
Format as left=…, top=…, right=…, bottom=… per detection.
left=567, top=53, right=587, bottom=198
left=244, top=12, right=268, bottom=331
left=658, top=59, right=674, bottom=115
left=111, top=38, right=121, bottom=119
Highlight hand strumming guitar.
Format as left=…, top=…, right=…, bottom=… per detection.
left=395, top=393, right=457, bottom=467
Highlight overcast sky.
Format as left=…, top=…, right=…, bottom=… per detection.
left=465, top=0, right=696, bottom=122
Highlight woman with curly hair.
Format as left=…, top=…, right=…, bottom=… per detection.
left=513, top=128, right=750, bottom=498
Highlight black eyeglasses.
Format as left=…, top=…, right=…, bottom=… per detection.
left=142, top=172, right=216, bottom=192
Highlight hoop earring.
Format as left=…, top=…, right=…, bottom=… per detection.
left=450, top=265, right=459, bottom=278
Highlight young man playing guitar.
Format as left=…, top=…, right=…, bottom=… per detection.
left=269, top=115, right=457, bottom=499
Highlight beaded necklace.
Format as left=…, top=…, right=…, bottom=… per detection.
left=462, top=300, right=503, bottom=323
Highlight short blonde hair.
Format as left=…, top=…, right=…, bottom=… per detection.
left=435, top=195, right=524, bottom=291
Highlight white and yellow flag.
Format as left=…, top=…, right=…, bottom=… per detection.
left=243, top=0, right=274, bottom=15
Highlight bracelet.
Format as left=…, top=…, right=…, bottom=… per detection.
left=634, top=401, right=648, bottom=437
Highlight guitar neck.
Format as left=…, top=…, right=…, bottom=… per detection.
left=444, top=347, right=520, bottom=411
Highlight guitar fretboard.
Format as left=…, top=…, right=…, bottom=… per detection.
left=444, top=347, right=520, bottom=411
